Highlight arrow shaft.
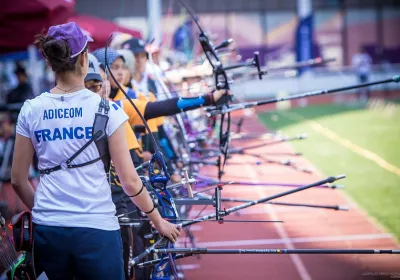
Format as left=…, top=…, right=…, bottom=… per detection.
left=255, top=78, right=394, bottom=107
left=185, top=160, right=218, bottom=166
left=206, top=76, right=399, bottom=116
left=153, top=248, right=400, bottom=255
left=222, top=61, right=254, bottom=71
left=220, top=198, right=345, bottom=211
left=266, top=57, right=336, bottom=72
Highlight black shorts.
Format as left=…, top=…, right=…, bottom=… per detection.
left=33, top=224, right=124, bottom=280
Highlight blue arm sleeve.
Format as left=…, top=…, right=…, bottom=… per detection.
left=144, top=94, right=213, bottom=120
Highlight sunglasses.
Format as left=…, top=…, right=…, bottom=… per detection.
left=87, top=83, right=103, bottom=93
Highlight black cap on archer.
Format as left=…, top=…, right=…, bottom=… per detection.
left=121, top=38, right=148, bottom=56
left=85, top=53, right=102, bottom=82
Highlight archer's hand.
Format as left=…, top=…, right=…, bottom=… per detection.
left=142, top=151, right=152, bottom=162
left=100, top=80, right=111, bottom=99
left=213, top=89, right=232, bottom=104
left=170, top=173, right=182, bottom=184
left=153, top=219, right=181, bottom=243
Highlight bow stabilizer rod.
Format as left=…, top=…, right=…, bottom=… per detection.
left=228, top=134, right=308, bottom=154
left=195, top=174, right=344, bottom=189
left=180, top=174, right=345, bottom=228
left=121, top=218, right=283, bottom=223
left=240, top=57, right=336, bottom=78
left=222, top=198, right=348, bottom=211
left=206, top=75, right=400, bottom=116
left=153, top=248, right=400, bottom=255
left=138, top=254, right=193, bottom=268
left=138, top=248, right=399, bottom=268
left=195, top=193, right=348, bottom=211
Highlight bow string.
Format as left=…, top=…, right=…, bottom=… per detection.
left=105, top=35, right=181, bottom=280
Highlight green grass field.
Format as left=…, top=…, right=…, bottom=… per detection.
left=258, top=101, right=400, bottom=241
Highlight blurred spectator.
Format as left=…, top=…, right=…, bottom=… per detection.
left=122, top=38, right=158, bottom=96
left=352, top=47, right=372, bottom=102
left=6, top=64, right=34, bottom=104
left=377, top=47, right=392, bottom=95
left=117, top=49, right=135, bottom=88
left=99, top=64, right=111, bottom=98
left=40, top=64, right=55, bottom=93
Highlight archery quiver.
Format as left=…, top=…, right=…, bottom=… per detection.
left=10, top=211, right=32, bottom=252
left=5, top=253, right=35, bottom=280
left=38, top=98, right=111, bottom=176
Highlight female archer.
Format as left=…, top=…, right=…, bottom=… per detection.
left=11, top=22, right=180, bottom=280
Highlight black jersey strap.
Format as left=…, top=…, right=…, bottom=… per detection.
left=39, top=98, right=110, bottom=176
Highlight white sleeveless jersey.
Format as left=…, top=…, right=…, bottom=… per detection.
left=16, top=89, right=128, bottom=230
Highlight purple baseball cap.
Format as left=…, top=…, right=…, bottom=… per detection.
left=47, top=22, right=93, bottom=58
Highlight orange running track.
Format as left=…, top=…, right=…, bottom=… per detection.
left=176, top=114, right=400, bottom=280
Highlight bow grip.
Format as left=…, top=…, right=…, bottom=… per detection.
left=148, top=152, right=170, bottom=186
left=214, top=66, right=232, bottom=104
left=215, top=93, right=232, bottom=107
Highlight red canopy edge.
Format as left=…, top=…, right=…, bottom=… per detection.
left=0, top=0, right=74, bottom=54
left=68, top=13, right=142, bottom=51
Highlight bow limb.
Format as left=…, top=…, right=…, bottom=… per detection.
left=177, top=0, right=232, bottom=182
